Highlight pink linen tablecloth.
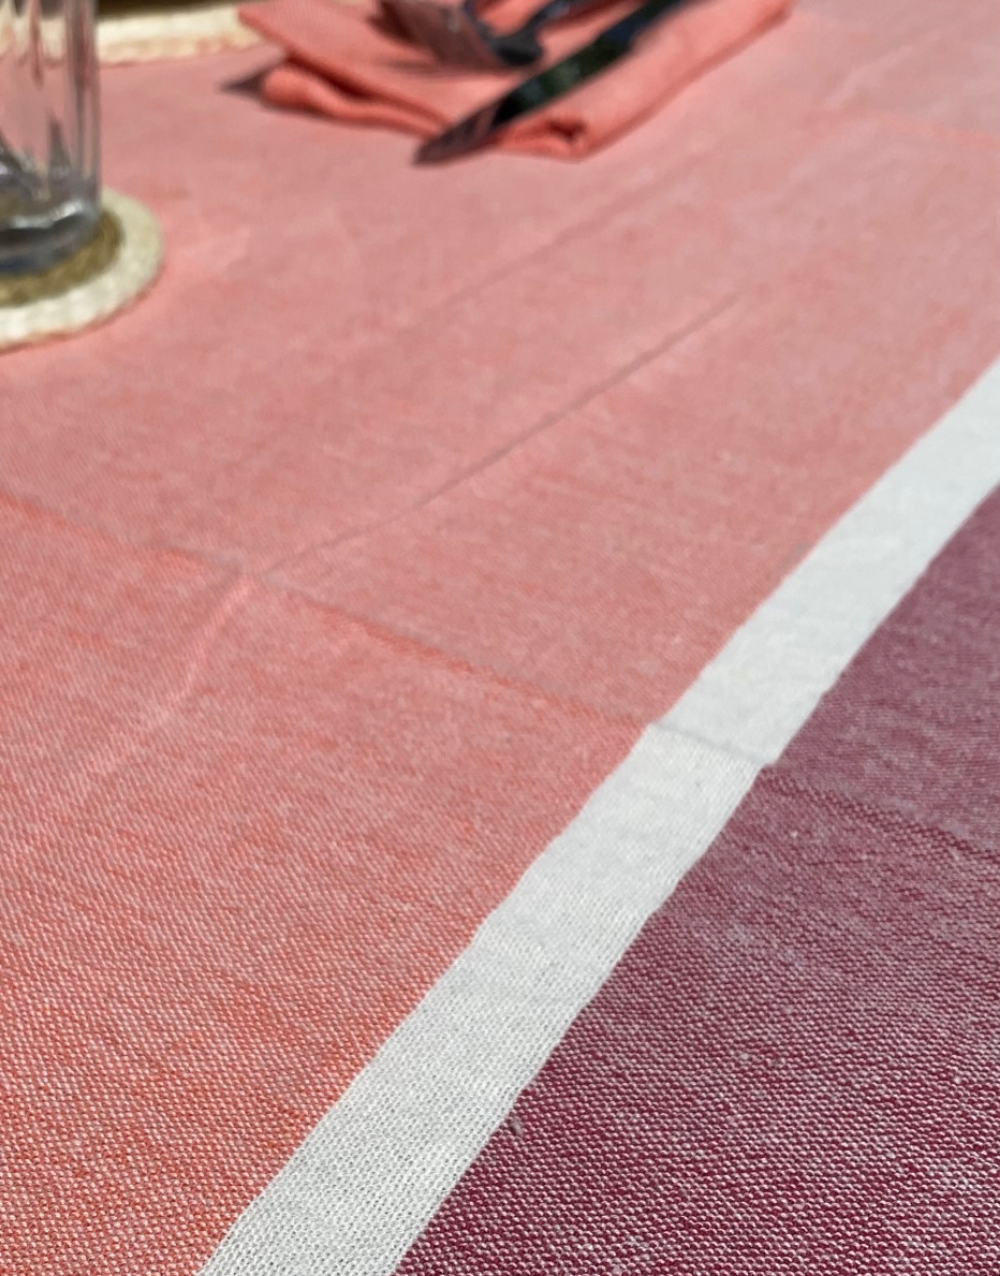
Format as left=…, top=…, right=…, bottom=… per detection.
left=1, top=0, right=999, bottom=1271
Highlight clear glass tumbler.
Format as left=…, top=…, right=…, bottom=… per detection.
left=0, top=0, right=100, bottom=274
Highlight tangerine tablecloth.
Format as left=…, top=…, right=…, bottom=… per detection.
left=1, top=0, right=999, bottom=1271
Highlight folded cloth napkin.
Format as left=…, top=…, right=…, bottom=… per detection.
left=241, top=0, right=793, bottom=159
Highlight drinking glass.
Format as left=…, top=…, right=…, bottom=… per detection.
left=0, top=0, right=100, bottom=274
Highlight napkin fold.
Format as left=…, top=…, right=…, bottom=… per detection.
left=241, top=0, right=793, bottom=158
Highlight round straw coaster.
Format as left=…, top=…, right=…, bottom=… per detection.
left=98, top=2, right=262, bottom=64
left=97, top=0, right=364, bottom=66
left=0, top=190, right=163, bottom=352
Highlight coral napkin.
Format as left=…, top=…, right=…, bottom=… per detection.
left=241, top=0, right=793, bottom=159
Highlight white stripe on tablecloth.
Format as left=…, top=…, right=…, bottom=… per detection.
left=201, top=358, right=1000, bottom=1276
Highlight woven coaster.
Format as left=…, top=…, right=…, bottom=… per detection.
left=99, top=2, right=262, bottom=64
left=0, top=190, right=163, bottom=352
left=97, top=0, right=365, bottom=65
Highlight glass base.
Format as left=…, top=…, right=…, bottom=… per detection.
left=0, top=197, right=102, bottom=277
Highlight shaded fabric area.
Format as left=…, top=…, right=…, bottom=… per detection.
left=396, top=486, right=1000, bottom=1273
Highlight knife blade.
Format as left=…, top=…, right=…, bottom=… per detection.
left=415, top=0, right=694, bottom=163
